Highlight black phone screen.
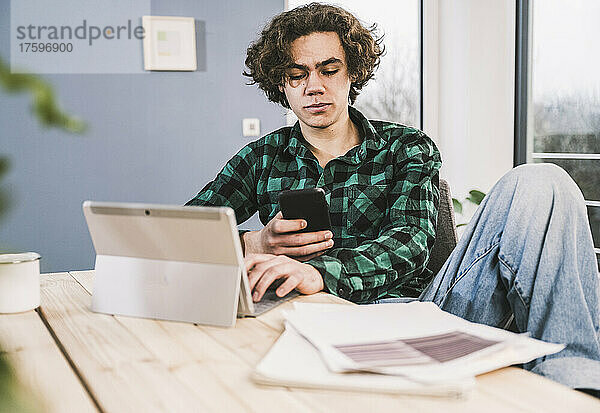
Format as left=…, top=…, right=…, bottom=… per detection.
left=278, top=188, right=332, bottom=233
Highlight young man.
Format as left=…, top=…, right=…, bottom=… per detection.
left=187, top=4, right=599, bottom=394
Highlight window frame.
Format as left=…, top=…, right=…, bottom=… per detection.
left=514, top=0, right=600, bottom=260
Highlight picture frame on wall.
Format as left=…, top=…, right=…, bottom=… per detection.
left=142, top=16, right=197, bottom=71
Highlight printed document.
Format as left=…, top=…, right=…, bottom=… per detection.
left=254, top=302, right=564, bottom=394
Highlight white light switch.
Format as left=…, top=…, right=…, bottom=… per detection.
left=242, top=118, right=260, bottom=137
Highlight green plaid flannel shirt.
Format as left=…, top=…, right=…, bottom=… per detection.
left=186, top=107, right=442, bottom=303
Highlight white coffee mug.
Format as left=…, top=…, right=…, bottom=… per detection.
left=0, top=252, right=41, bottom=313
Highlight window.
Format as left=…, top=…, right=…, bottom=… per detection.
left=516, top=0, right=600, bottom=268
left=286, top=0, right=422, bottom=127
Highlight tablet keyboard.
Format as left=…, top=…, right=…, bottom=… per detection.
left=251, top=288, right=299, bottom=316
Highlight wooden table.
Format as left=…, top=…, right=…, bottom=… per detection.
left=0, top=271, right=598, bottom=412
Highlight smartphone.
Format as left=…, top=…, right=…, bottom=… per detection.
left=278, top=188, right=332, bottom=233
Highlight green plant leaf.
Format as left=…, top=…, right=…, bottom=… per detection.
left=0, top=190, right=10, bottom=221
left=452, top=198, right=463, bottom=214
left=0, top=157, right=9, bottom=178
left=466, top=190, right=486, bottom=205
left=0, top=56, right=86, bottom=134
left=0, top=157, right=10, bottom=222
left=0, top=352, right=41, bottom=412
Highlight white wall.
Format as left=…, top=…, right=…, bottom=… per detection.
left=424, top=0, right=516, bottom=200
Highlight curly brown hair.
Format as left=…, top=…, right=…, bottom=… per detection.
left=243, top=2, right=384, bottom=108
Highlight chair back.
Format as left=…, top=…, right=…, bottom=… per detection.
left=426, top=178, right=458, bottom=275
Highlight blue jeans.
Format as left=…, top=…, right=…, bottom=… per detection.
left=378, top=164, right=600, bottom=391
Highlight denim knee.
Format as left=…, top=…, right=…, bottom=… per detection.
left=496, top=163, right=585, bottom=205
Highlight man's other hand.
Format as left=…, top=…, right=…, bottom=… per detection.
left=242, top=211, right=333, bottom=260
left=245, top=254, right=324, bottom=302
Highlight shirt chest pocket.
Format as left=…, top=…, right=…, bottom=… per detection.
left=345, top=184, right=388, bottom=238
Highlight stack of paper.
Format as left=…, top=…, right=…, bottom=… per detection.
left=253, top=302, right=564, bottom=397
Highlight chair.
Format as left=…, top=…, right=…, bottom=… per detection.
left=426, top=178, right=458, bottom=275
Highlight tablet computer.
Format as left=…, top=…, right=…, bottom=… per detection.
left=83, top=201, right=295, bottom=327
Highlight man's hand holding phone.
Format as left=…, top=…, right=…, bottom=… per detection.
left=242, top=188, right=333, bottom=301
left=242, top=211, right=334, bottom=261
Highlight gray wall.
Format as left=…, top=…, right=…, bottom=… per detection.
left=0, top=0, right=285, bottom=272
